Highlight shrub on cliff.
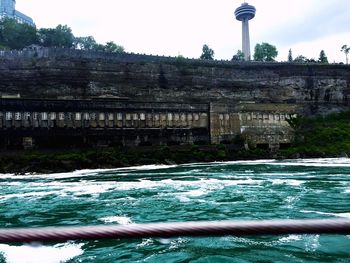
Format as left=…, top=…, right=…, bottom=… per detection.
left=282, top=110, right=350, bottom=158
left=0, top=18, right=38, bottom=49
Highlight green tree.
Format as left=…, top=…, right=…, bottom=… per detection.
left=93, top=43, right=106, bottom=51
left=253, top=42, right=278, bottom=62
left=294, top=55, right=308, bottom=63
left=294, top=55, right=317, bottom=63
left=38, top=24, right=74, bottom=48
left=200, top=44, right=214, bottom=60
left=341, top=45, right=350, bottom=64
left=0, top=18, right=38, bottom=49
left=232, top=50, right=245, bottom=61
left=288, top=49, right=293, bottom=62
left=73, top=36, right=98, bottom=50
left=104, top=41, right=124, bottom=53
left=307, top=58, right=317, bottom=63
left=318, top=50, right=328, bottom=63
left=74, top=38, right=124, bottom=52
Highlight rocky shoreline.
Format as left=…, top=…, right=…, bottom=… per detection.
left=0, top=144, right=277, bottom=174
left=1, top=144, right=348, bottom=175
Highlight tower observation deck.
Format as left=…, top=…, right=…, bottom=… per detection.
left=0, top=0, right=35, bottom=26
left=235, top=2, right=256, bottom=61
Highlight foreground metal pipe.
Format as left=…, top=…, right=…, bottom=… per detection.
left=1, top=219, right=350, bottom=243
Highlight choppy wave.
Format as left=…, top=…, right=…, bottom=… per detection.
left=99, top=216, right=133, bottom=225
left=262, top=158, right=350, bottom=167
left=301, top=210, right=350, bottom=218
left=1, top=158, right=350, bottom=180
left=0, top=164, right=178, bottom=181
left=215, top=158, right=350, bottom=167
left=113, top=164, right=178, bottom=171
left=270, top=179, right=305, bottom=186
left=1, top=158, right=350, bottom=262
left=0, top=242, right=83, bottom=263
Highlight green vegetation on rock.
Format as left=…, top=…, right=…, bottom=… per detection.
left=0, top=144, right=236, bottom=174
left=282, top=111, right=350, bottom=158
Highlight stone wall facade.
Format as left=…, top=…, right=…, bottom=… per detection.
left=0, top=98, right=295, bottom=150
left=0, top=48, right=348, bottom=149
left=0, top=99, right=209, bottom=148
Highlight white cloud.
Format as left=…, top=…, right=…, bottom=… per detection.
left=15, top=0, right=350, bottom=62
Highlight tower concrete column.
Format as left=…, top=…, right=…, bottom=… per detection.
left=242, top=18, right=251, bottom=60
left=235, top=3, right=256, bottom=61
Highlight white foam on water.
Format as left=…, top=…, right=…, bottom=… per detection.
left=301, top=210, right=350, bottom=218
left=99, top=216, right=133, bottom=225
left=345, top=189, right=350, bottom=193
left=0, top=169, right=103, bottom=180
left=0, top=182, right=22, bottom=186
left=304, top=235, right=320, bottom=252
left=285, top=196, right=298, bottom=205
left=217, top=160, right=276, bottom=165
left=270, top=179, right=304, bottom=186
left=69, top=183, right=113, bottom=197
left=0, top=242, right=83, bottom=263
left=179, top=162, right=212, bottom=167
left=3, top=178, right=228, bottom=201
left=225, top=178, right=262, bottom=186
left=176, top=196, right=191, bottom=202
left=0, top=164, right=176, bottom=181
left=136, top=238, right=154, bottom=248
left=171, top=177, right=263, bottom=202
left=161, top=169, right=202, bottom=176
left=1, top=158, right=349, bottom=181
left=212, top=158, right=350, bottom=168
left=180, top=189, right=207, bottom=197
left=279, top=234, right=302, bottom=243
left=0, top=190, right=62, bottom=202
left=106, top=177, right=219, bottom=192
left=270, top=158, right=350, bottom=168
left=114, top=164, right=178, bottom=172
left=0, top=181, right=115, bottom=201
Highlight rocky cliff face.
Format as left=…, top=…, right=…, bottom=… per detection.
left=0, top=49, right=349, bottom=116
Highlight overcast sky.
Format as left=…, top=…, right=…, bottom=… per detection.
left=16, top=0, right=350, bottom=62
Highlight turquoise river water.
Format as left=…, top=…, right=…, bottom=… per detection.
left=0, top=158, right=350, bottom=262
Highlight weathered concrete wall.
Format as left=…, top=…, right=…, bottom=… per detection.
left=0, top=99, right=209, bottom=148
left=209, top=103, right=296, bottom=149
left=209, top=103, right=241, bottom=144
left=0, top=48, right=349, bottom=116
left=0, top=98, right=295, bottom=150
left=237, top=104, right=297, bottom=150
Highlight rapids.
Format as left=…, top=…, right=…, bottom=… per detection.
left=0, top=158, right=350, bottom=262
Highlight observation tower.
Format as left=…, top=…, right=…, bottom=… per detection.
left=235, top=2, right=256, bottom=61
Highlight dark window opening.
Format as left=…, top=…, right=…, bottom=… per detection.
left=256, top=143, right=269, bottom=150
left=279, top=143, right=291, bottom=149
